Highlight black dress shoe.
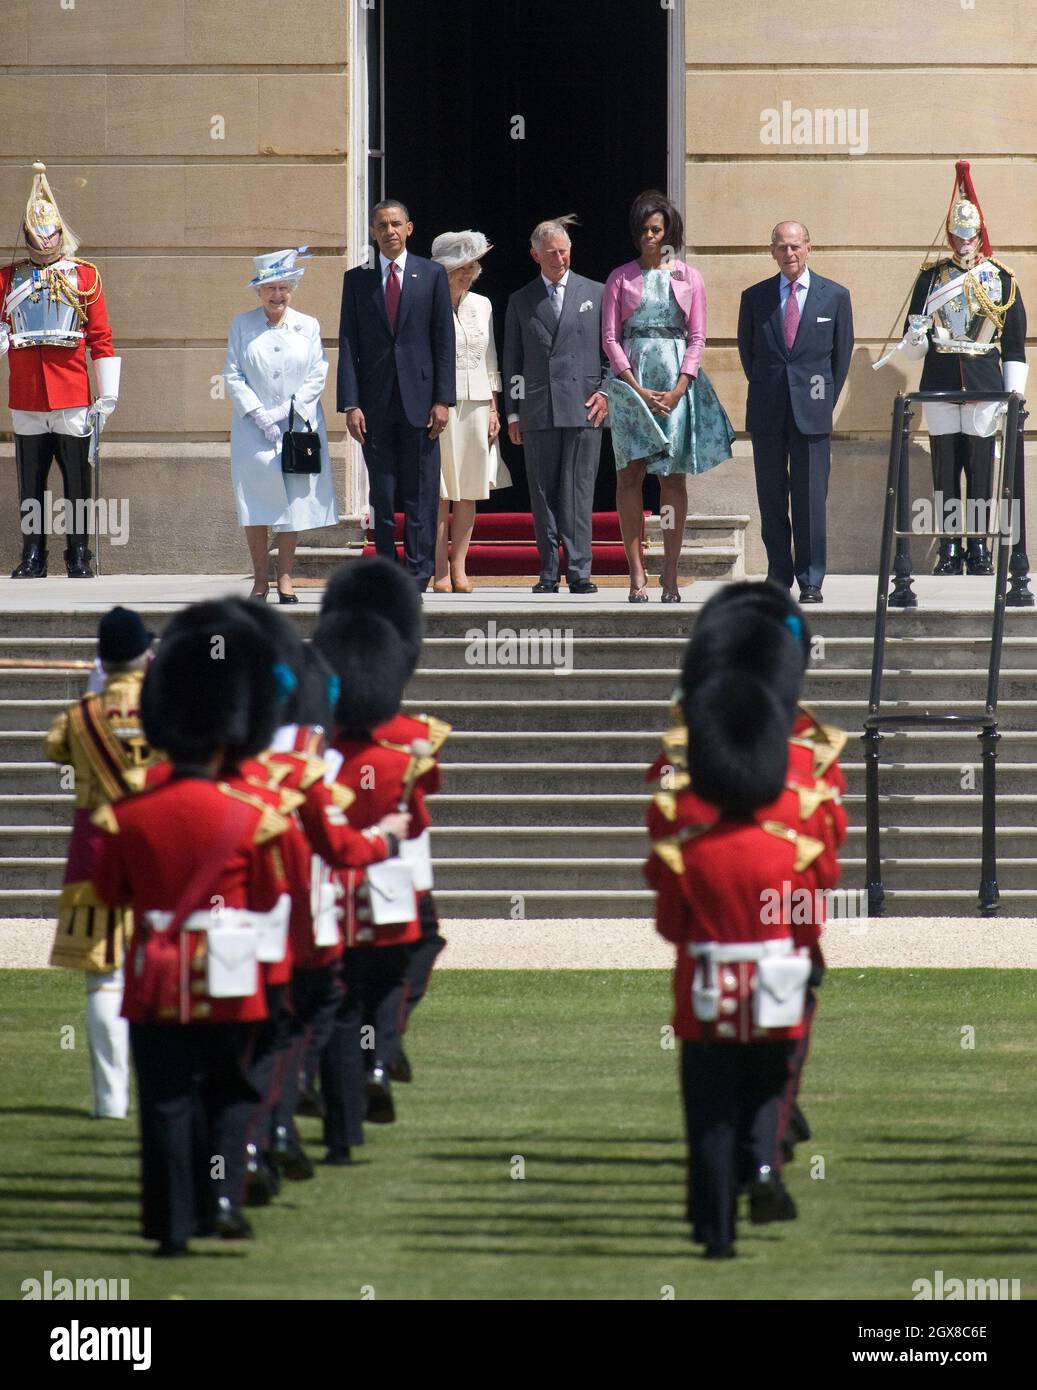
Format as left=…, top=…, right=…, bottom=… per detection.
left=798, top=585, right=823, bottom=604
left=532, top=581, right=559, bottom=594
left=64, top=544, right=94, bottom=579
left=277, top=585, right=300, bottom=604
left=366, top=1065, right=396, bottom=1124
left=568, top=580, right=598, bottom=595
left=11, top=542, right=47, bottom=579
left=748, top=1168, right=798, bottom=1224
left=244, top=1143, right=278, bottom=1206
left=153, top=1240, right=189, bottom=1258
left=965, top=542, right=994, bottom=576
left=933, top=542, right=964, bottom=576
left=270, top=1125, right=315, bottom=1181
left=214, top=1198, right=254, bottom=1240
left=704, top=1244, right=737, bottom=1260
left=322, top=1148, right=353, bottom=1166
left=388, top=1050, right=413, bottom=1084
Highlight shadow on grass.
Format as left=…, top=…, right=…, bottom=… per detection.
left=0, top=1106, right=92, bottom=1119
left=420, top=1151, right=685, bottom=1168
left=0, top=1238, right=246, bottom=1259
left=0, top=1189, right=137, bottom=1205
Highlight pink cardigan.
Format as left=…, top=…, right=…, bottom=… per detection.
left=601, top=258, right=706, bottom=379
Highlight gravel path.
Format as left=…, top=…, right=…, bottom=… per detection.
left=4, top=917, right=1034, bottom=971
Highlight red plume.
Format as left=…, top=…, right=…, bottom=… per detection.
left=946, top=159, right=992, bottom=258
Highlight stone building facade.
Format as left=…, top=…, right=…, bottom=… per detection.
left=0, top=0, right=1032, bottom=574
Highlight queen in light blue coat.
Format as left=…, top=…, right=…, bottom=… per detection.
left=224, top=247, right=337, bottom=603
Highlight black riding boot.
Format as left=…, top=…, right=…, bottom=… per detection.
left=11, top=434, right=54, bottom=578
left=55, top=433, right=94, bottom=578
left=931, top=434, right=964, bottom=575
left=964, top=435, right=995, bottom=575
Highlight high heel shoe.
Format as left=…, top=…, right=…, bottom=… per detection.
left=450, top=571, right=475, bottom=594
left=432, top=578, right=453, bottom=594
left=248, top=586, right=269, bottom=603
left=276, top=582, right=299, bottom=605
left=661, top=585, right=682, bottom=603
left=628, top=580, right=649, bottom=604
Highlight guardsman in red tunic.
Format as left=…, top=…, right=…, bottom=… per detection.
left=47, top=607, right=159, bottom=1120
left=92, top=607, right=292, bottom=1257
left=321, top=557, right=451, bottom=1086
left=646, top=581, right=847, bottom=1167
left=0, top=163, right=120, bottom=578
left=647, top=587, right=843, bottom=1257
left=314, top=599, right=431, bottom=1158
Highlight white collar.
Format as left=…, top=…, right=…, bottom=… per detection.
left=542, top=270, right=570, bottom=293
left=380, top=249, right=408, bottom=277
left=780, top=267, right=811, bottom=293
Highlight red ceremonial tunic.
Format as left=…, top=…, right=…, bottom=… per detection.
left=325, top=733, right=434, bottom=948
left=651, top=818, right=831, bottom=1044
left=92, top=777, right=292, bottom=1025
left=0, top=260, right=115, bottom=410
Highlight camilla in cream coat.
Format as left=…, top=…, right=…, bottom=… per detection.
left=431, top=232, right=510, bottom=593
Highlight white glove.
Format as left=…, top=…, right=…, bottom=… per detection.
left=248, top=407, right=282, bottom=444
left=0, top=325, right=9, bottom=357
left=87, top=396, right=117, bottom=423
left=269, top=400, right=292, bottom=424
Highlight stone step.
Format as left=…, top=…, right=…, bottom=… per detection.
left=398, top=698, right=1037, bottom=733
left=424, top=790, right=1037, bottom=828
left=426, top=855, right=1037, bottom=894
left=426, top=760, right=1037, bottom=797
left=403, top=666, right=1033, bottom=703
left=438, top=729, right=1037, bottom=765
left=0, top=795, right=76, bottom=826
left=414, top=633, right=1037, bottom=671
left=0, top=701, right=67, bottom=732
left=428, top=887, right=1037, bottom=919
left=425, top=824, right=1037, bottom=858
left=0, top=857, right=65, bottom=889
left=0, top=604, right=1033, bottom=643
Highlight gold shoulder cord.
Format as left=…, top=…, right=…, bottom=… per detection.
left=51, top=260, right=104, bottom=327
left=966, top=261, right=1016, bottom=335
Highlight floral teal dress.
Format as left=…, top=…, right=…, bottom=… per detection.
left=607, top=268, right=735, bottom=476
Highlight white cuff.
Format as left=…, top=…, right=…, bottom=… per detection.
left=93, top=356, right=122, bottom=402
left=1003, top=360, right=1029, bottom=394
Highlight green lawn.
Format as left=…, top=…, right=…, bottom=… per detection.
left=1, top=967, right=1035, bottom=1301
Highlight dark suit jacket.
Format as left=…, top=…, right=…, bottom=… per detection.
left=737, top=271, right=854, bottom=435
left=904, top=259, right=1027, bottom=395
left=337, top=253, right=455, bottom=428
left=502, top=273, right=607, bottom=431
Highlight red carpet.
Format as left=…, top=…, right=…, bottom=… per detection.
left=363, top=511, right=641, bottom=575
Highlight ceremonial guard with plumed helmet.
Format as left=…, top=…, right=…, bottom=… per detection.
left=0, top=163, right=120, bottom=578
left=890, top=161, right=1027, bottom=576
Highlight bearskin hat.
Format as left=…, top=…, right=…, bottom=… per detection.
left=321, top=557, right=423, bottom=676
left=686, top=672, right=790, bottom=819
left=681, top=584, right=807, bottom=727
left=142, top=605, right=280, bottom=763
left=313, top=610, right=412, bottom=737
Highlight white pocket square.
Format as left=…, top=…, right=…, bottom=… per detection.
left=816, top=316, right=831, bottom=323
left=579, top=300, right=593, bottom=312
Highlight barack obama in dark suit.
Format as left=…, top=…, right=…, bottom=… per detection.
left=737, top=222, right=854, bottom=600
left=338, top=200, right=455, bottom=589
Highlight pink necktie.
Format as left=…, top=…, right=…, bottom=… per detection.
left=385, top=261, right=401, bottom=332
left=784, top=280, right=801, bottom=350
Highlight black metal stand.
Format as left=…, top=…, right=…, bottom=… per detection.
left=862, top=389, right=1024, bottom=917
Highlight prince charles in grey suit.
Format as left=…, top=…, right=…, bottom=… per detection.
left=503, top=216, right=608, bottom=594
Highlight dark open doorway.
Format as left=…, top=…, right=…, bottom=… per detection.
left=380, top=0, right=670, bottom=514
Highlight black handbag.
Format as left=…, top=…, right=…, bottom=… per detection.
left=280, top=396, right=322, bottom=475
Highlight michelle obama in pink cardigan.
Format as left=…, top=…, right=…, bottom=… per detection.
left=601, top=191, right=734, bottom=602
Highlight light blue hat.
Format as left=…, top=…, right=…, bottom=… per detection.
left=247, top=246, right=311, bottom=289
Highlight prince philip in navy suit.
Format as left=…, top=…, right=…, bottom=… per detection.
left=338, top=200, right=455, bottom=589
left=737, top=221, right=854, bottom=602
